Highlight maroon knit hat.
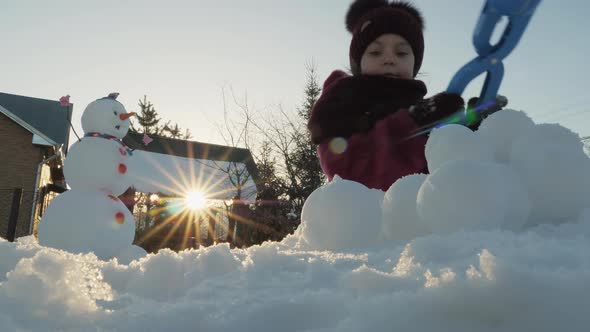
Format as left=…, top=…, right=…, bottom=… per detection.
left=346, top=0, right=425, bottom=77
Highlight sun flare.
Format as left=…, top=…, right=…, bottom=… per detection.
left=184, top=191, right=207, bottom=210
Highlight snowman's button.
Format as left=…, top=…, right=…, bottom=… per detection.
left=115, top=212, right=125, bottom=224
left=118, top=163, right=127, bottom=174
left=118, top=148, right=127, bottom=156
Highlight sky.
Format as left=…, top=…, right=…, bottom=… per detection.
left=2, top=110, right=590, bottom=331
left=2, top=0, right=590, bottom=148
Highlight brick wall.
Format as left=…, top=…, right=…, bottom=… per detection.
left=0, top=113, right=45, bottom=238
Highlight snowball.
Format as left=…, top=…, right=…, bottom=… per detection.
left=417, top=160, right=530, bottom=234
left=38, top=190, right=144, bottom=260
left=300, top=176, right=384, bottom=250
left=496, top=164, right=532, bottom=231
left=115, top=245, right=149, bottom=265
left=382, top=174, right=429, bottom=242
left=511, top=123, right=583, bottom=149
left=425, top=124, right=493, bottom=172
left=64, top=138, right=133, bottom=196
left=510, top=124, right=590, bottom=225
left=477, top=109, right=536, bottom=163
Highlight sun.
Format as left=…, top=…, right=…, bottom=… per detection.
left=184, top=191, right=207, bottom=210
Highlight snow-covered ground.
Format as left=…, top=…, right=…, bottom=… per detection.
left=2, top=110, right=589, bottom=331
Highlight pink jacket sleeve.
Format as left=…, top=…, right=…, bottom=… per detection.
left=317, top=109, right=428, bottom=191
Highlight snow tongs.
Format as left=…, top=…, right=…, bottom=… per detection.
left=401, top=0, right=542, bottom=140
left=446, top=0, right=542, bottom=107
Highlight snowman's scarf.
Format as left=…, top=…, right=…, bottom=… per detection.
left=84, top=132, right=135, bottom=156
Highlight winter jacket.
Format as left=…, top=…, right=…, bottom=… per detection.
left=308, top=70, right=464, bottom=191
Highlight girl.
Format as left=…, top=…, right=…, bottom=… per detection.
left=308, top=0, right=465, bottom=191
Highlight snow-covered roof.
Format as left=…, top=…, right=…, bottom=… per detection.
left=128, top=150, right=257, bottom=200
left=123, top=132, right=259, bottom=200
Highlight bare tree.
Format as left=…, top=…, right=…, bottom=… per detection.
left=206, top=86, right=262, bottom=246
left=211, top=63, right=325, bottom=246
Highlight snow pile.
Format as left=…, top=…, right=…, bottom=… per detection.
left=299, top=110, right=590, bottom=247
left=2, top=218, right=590, bottom=331
left=2, top=110, right=590, bottom=331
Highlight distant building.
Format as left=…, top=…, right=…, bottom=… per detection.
left=0, top=92, right=72, bottom=240
left=122, top=132, right=260, bottom=251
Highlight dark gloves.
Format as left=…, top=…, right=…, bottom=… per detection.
left=409, top=92, right=465, bottom=126
left=467, top=95, right=508, bottom=118
left=308, top=74, right=427, bottom=144
left=410, top=93, right=509, bottom=130
left=464, top=95, right=509, bottom=130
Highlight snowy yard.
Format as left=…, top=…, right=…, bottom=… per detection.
left=1, top=110, right=589, bottom=331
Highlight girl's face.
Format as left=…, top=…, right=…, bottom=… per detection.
left=360, top=34, right=415, bottom=79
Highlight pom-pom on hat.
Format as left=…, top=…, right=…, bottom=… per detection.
left=346, top=0, right=424, bottom=76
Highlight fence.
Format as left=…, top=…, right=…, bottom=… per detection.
left=0, top=187, right=57, bottom=241
left=2, top=187, right=296, bottom=248
left=0, top=188, right=40, bottom=241
left=132, top=193, right=232, bottom=252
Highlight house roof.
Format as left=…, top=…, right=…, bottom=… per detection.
left=0, top=92, right=72, bottom=152
left=123, top=132, right=260, bottom=199
left=0, top=104, right=57, bottom=146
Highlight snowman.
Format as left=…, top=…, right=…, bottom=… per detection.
left=38, top=93, right=146, bottom=262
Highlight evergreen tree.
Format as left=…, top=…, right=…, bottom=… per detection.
left=162, top=121, right=193, bottom=140
left=249, top=140, right=294, bottom=243
left=131, top=95, right=162, bottom=135
left=297, top=64, right=322, bottom=121
left=130, top=95, right=192, bottom=139
left=254, top=140, right=286, bottom=202
left=290, top=63, right=325, bottom=212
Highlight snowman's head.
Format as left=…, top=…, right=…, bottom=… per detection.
left=81, top=94, right=135, bottom=139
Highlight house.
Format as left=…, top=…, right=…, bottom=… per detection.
left=0, top=92, right=72, bottom=240
left=121, top=131, right=260, bottom=251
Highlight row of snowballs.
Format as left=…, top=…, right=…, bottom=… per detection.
left=298, top=110, right=590, bottom=250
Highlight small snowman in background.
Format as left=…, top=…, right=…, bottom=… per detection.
left=39, top=93, right=146, bottom=263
